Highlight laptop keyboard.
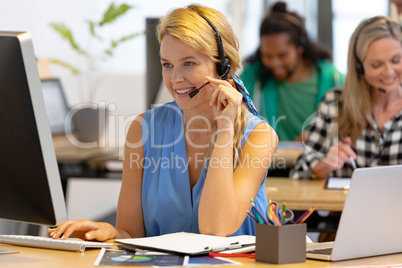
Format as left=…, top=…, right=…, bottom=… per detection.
left=307, top=247, right=333, bottom=255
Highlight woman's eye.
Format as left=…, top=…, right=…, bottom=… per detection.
left=392, top=56, right=401, bottom=64
left=371, top=63, right=381, bottom=69
left=162, top=62, right=172, bottom=68
left=184, top=62, right=195, bottom=66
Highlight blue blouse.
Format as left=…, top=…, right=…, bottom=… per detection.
left=141, top=102, right=268, bottom=237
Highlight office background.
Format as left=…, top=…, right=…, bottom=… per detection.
left=0, top=0, right=390, bottom=120
left=0, top=0, right=392, bottom=235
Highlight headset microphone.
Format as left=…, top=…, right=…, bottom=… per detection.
left=189, top=67, right=230, bottom=98
left=378, top=88, right=386, bottom=93
left=189, top=81, right=210, bottom=98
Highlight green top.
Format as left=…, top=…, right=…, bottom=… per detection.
left=277, top=69, right=318, bottom=140
left=240, top=60, right=344, bottom=141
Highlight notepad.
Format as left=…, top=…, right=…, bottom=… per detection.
left=116, top=232, right=255, bottom=255
left=325, top=177, right=351, bottom=189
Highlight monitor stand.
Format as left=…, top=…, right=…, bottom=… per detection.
left=0, top=246, right=19, bottom=254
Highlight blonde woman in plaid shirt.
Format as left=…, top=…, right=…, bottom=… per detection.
left=291, top=16, right=402, bottom=179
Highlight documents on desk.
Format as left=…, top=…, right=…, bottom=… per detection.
left=116, top=232, right=255, bottom=255
left=94, top=248, right=242, bottom=267
left=94, top=248, right=190, bottom=266
left=325, top=177, right=351, bottom=189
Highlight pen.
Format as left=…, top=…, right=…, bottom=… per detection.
left=281, top=202, right=286, bottom=226
left=250, top=198, right=269, bottom=224
left=295, top=207, right=315, bottom=224
left=246, top=209, right=258, bottom=223
left=205, top=242, right=241, bottom=252
left=339, top=135, right=357, bottom=169
left=118, top=245, right=148, bottom=254
left=251, top=207, right=264, bottom=224
left=209, top=252, right=255, bottom=258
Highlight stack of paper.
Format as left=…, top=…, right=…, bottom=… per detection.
left=116, top=232, right=255, bottom=255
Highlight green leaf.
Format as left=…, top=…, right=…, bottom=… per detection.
left=99, top=3, right=133, bottom=26
left=109, top=32, right=143, bottom=49
left=48, top=58, right=81, bottom=75
left=86, top=20, right=102, bottom=40
left=104, top=49, right=113, bottom=56
left=49, top=22, right=87, bottom=56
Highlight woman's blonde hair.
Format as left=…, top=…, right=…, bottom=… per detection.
left=157, top=4, right=247, bottom=168
left=339, top=16, right=402, bottom=142
left=157, top=4, right=241, bottom=74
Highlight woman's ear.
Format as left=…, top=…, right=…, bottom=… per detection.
left=297, top=45, right=305, bottom=56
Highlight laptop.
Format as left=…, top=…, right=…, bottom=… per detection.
left=306, top=165, right=402, bottom=261
left=41, top=78, right=76, bottom=135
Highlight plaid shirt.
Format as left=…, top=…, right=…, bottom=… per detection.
left=290, top=89, right=402, bottom=179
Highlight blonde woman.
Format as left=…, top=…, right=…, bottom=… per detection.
left=291, top=16, right=402, bottom=179
left=49, top=4, right=277, bottom=241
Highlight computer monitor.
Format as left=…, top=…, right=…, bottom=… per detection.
left=0, top=32, right=67, bottom=239
left=146, top=17, right=163, bottom=109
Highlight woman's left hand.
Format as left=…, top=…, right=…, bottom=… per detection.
left=206, top=76, right=243, bottom=126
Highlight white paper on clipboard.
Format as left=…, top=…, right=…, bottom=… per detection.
left=326, top=177, right=351, bottom=189
left=116, top=232, right=255, bottom=255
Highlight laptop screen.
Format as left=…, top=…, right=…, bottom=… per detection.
left=41, top=78, right=75, bottom=134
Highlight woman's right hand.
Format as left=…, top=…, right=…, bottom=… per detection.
left=47, top=219, right=116, bottom=241
left=312, top=136, right=357, bottom=179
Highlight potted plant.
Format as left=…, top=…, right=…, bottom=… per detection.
left=49, top=2, right=142, bottom=102
left=49, top=2, right=142, bottom=145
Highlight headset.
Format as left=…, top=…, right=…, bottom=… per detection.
left=188, top=10, right=231, bottom=98
left=193, top=11, right=231, bottom=79
left=278, top=12, right=307, bottom=48
left=354, top=16, right=392, bottom=76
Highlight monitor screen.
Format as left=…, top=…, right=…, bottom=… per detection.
left=41, top=78, right=76, bottom=135
left=0, top=32, right=67, bottom=226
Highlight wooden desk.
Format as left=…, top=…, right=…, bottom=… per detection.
left=266, top=178, right=348, bottom=211
left=2, top=243, right=402, bottom=267
left=52, top=135, right=121, bottom=169
left=53, top=138, right=300, bottom=169
left=273, top=142, right=302, bottom=168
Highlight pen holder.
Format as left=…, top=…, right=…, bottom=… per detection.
left=255, top=223, right=306, bottom=264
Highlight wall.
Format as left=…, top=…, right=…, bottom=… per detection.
left=0, top=0, right=264, bottom=234
left=0, top=0, right=263, bottom=122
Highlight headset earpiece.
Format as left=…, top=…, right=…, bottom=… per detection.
left=353, top=16, right=390, bottom=76
left=218, top=57, right=231, bottom=79
left=279, top=13, right=307, bottom=48
left=193, top=10, right=231, bottom=79
left=355, top=60, right=364, bottom=75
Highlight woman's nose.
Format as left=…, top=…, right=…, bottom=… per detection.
left=171, top=68, right=185, bottom=83
left=382, top=62, right=395, bottom=75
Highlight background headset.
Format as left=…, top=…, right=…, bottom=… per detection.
left=276, top=12, right=307, bottom=48
left=257, top=10, right=308, bottom=81
left=353, top=16, right=391, bottom=76
left=188, top=10, right=231, bottom=98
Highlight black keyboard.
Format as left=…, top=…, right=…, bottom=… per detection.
left=307, top=247, right=333, bottom=255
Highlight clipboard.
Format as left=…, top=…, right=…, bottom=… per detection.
left=325, top=177, right=351, bottom=190
left=115, top=232, right=255, bottom=255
